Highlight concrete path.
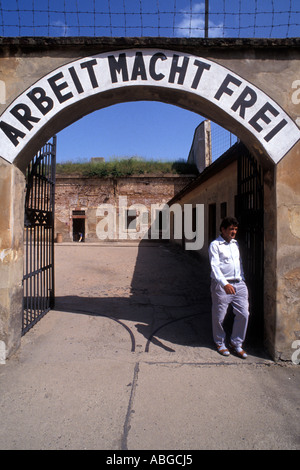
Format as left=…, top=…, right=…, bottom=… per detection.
left=0, top=242, right=299, bottom=450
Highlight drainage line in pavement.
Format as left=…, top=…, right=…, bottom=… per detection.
left=121, top=361, right=140, bottom=450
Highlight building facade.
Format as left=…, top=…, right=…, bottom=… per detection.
left=169, top=142, right=265, bottom=350
left=55, top=174, right=195, bottom=242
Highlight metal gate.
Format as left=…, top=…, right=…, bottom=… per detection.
left=22, top=136, right=56, bottom=335
left=236, top=146, right=264, bottom=342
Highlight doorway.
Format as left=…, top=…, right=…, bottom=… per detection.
left=72, top=210, right=86, bottom=242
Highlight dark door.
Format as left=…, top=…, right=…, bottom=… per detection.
left=72, top=210, right=86, bottom=241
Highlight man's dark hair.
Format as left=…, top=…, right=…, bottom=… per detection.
left=220, top=216, right=239, bottom=231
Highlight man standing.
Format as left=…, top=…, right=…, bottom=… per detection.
left=208, top=216, right=249, bottom=359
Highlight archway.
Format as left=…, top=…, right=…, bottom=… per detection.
left=0, top=46, right=299, bottom=361
left=0, top=49, right=298, bottom=169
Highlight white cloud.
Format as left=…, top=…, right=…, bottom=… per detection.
left=176, top=2, right=224, bottom=38
left=52, top=21, right=70, bottom=37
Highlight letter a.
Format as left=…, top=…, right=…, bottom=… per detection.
left=96, top=204, right=116, bottom=240
left=0, top=120, right=26, bottom=147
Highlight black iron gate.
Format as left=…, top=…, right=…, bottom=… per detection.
left=236, top=146, right=264, bottom=343
left=22, top=136, right=56, bottom=335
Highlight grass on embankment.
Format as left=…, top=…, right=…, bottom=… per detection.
left=56, top=157, right=198, bottom=177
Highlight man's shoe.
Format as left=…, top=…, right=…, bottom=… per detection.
left=230, top=343, right=248, bottom=359
left=216, top=345, right=230, bottom=356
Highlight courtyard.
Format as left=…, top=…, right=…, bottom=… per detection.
left=0, top=242, right=299, bottom=450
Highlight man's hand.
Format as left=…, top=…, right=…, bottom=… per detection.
left=224, top=284, right=236, bottom=295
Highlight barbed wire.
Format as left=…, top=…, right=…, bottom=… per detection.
left=0, top=0, right=299, bottom=38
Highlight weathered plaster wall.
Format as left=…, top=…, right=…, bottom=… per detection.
left=276, top=147, right=300, bottom=361
left=0, top=158, right=25, bottom=359
left=169, top=160, right=237, bottom=254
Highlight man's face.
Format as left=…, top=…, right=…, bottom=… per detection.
left=221, top=225, right=238, bottom=243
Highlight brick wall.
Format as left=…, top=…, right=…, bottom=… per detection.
left=55, top=174, right=195, bottom=242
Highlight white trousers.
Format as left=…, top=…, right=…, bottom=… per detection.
left=210, top=279, right=249, bottom=348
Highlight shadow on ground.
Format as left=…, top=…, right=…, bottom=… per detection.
left=54, top=240, right=268, bottom=360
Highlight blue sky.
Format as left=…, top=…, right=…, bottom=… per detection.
left=55, top=102, right=235, bottom=164
left=56, top=102, right=207, bottom=163
left=0, top=0, right=298, bottom=163
left=1, top=0, right=299, bottom=38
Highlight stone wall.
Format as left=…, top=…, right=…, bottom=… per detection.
left=55, top=174, right=195, bottom=242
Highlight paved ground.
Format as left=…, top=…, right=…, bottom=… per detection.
left=0, top=242, right=299, bottom=450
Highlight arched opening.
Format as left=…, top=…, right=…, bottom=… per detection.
left=1, top=49, right=297, bottom=170
left=21, top=100, right=266, bottom=356
left=1, top=48, right=299, bottom=360
left=51, top=100, right=243, bottom=357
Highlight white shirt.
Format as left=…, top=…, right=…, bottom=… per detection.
left=208, top=235, right=245, bottom=287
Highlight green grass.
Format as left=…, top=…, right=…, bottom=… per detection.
left=56, top=157, right=198, bottom=177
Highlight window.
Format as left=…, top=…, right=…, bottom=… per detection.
left=220, top=202, right=227, bottom=219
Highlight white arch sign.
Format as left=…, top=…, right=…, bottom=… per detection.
left=0, top=49, right=299, bottom=164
